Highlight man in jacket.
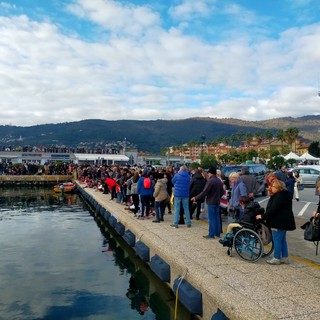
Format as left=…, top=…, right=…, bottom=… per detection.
left=171, top=165, right=191, bottom=228
left=191, top=167, right=224, bottom=238
left=240, top=166, right=257, bottom=199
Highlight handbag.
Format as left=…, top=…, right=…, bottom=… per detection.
left=297, top=184, right=304, bottom=191
left=301, top=216, right=320, bottom=255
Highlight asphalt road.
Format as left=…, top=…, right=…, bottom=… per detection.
left=256, top=185, right=319, bottom=220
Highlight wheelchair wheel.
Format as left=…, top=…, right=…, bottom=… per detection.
left=262, top=238, right=274, bottom=258
left=234, top=228, right=263, bottom=263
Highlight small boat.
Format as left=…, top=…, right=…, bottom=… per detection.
left=54, top=182, right=76, bottom=193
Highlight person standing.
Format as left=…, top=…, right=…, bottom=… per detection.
left=228, top=172, right=248, bottom=221
left=275, top=165, right=287, bottom=182
left=189, top=168, right=206, bottom=220
left=191, top=167, right=224, bottom=239
left=128, top=171, right=140, bottom=217
left=171, top=165, right=192, bottom=228
left=293, top=171, right=303, bottom=202
left=240, top=166, right=257, bottom=199
left=152, top=173, right=168, bottom=223
left=315, top=175, right=320, bottom=206
left=164, top=167, right=174, bottom=214
left=256, top=172, right=296, bottom=265
left=137, top=170, right=153, bottom=219
left=285, top=171, right=295, bottom=200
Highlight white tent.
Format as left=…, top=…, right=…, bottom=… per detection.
left=300, top=152, right=319, bottom=161
left=284, top=152, right=301, bottom=160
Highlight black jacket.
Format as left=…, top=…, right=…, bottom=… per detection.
left=236, top=202, right=263, bottom=224
left=263, top=190, right=296, bottom=230
left=189, top=172, right=206, bottom=198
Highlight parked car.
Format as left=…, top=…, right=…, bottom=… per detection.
left=219, top=164, right=268, bottom=213
left=289, top=165, right=320, bottom=186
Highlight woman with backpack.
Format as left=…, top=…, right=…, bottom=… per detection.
left=137, top=170, right=153, bottom=219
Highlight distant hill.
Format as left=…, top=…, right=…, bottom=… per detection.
left=0, top=115, right=319, bottom=153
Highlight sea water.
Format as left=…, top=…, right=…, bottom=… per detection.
left=0, top=188, right=192, bottom=320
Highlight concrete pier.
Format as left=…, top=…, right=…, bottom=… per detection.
left=78, top=183, right=320, bottom=320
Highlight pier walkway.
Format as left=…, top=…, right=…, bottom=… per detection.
left=78, top=183, right=320, bottom=320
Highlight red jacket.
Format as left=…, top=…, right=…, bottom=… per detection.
left=105, top=177, right=116, bottom=188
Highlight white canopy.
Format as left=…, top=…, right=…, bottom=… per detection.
left=284, top=152, right=301, bottom=160
left=300, top=152, right=319, bottom=161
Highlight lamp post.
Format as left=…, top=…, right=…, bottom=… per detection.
left=200, top=135, right=206, bottom=154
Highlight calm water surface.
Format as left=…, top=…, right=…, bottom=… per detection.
left=0, top=188, right=191, bottom=320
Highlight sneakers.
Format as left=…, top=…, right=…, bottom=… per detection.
left=280, top=257, right=290, bottom=264
left=152, top=219, right=160, bottom=223
left=266, top=258, right=281, bottom=265
left=203, top=235, right=214, bottom=239
left=170, top=224, right=178, bottom=228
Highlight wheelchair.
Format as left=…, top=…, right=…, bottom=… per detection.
left=221, top=221, right=274, bottom=263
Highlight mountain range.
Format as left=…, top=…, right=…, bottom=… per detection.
left=0, top=115, right=319, bottom=154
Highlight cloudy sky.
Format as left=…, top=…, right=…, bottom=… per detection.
left=0, top=0, right=320, bottom=126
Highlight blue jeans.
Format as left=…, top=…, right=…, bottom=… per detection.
left=155, top=201, right=166, bottom=220
left=272, top=229, right=288, bottom=259
left=173, top=197, right=191, bottom=225
left=207, top=204, right=221, bottom=238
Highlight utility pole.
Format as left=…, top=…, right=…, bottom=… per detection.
left=123, top=137, right=126, bottom=154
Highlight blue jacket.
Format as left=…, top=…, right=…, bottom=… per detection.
left=137, top=177, right=153, bottom=196
left=229, top=178, right=247, bottom=208
left=172, top=170, right=190, bottom=198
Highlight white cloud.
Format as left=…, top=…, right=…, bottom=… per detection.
left=66, top=0, right=161, bottom=37
left=169, top=0, right=215, bottom=20
left=0, top=1, right=319, bottom=126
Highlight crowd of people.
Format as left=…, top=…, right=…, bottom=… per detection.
left=0, top=161, right=75, bottom=175
left=77, top=162, right=319, bottom=266
left=77, top=164, right=227, bottom=233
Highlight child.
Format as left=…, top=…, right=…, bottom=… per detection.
left=219, top=196, right=264, bottom=246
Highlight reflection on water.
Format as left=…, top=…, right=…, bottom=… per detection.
left=0, top=188, right=192, bottom=320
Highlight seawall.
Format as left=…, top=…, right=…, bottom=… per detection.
left=77, top=182, right=320, bottom=320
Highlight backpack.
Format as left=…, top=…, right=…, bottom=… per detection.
left=143, top=178, right=151, bottom=189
